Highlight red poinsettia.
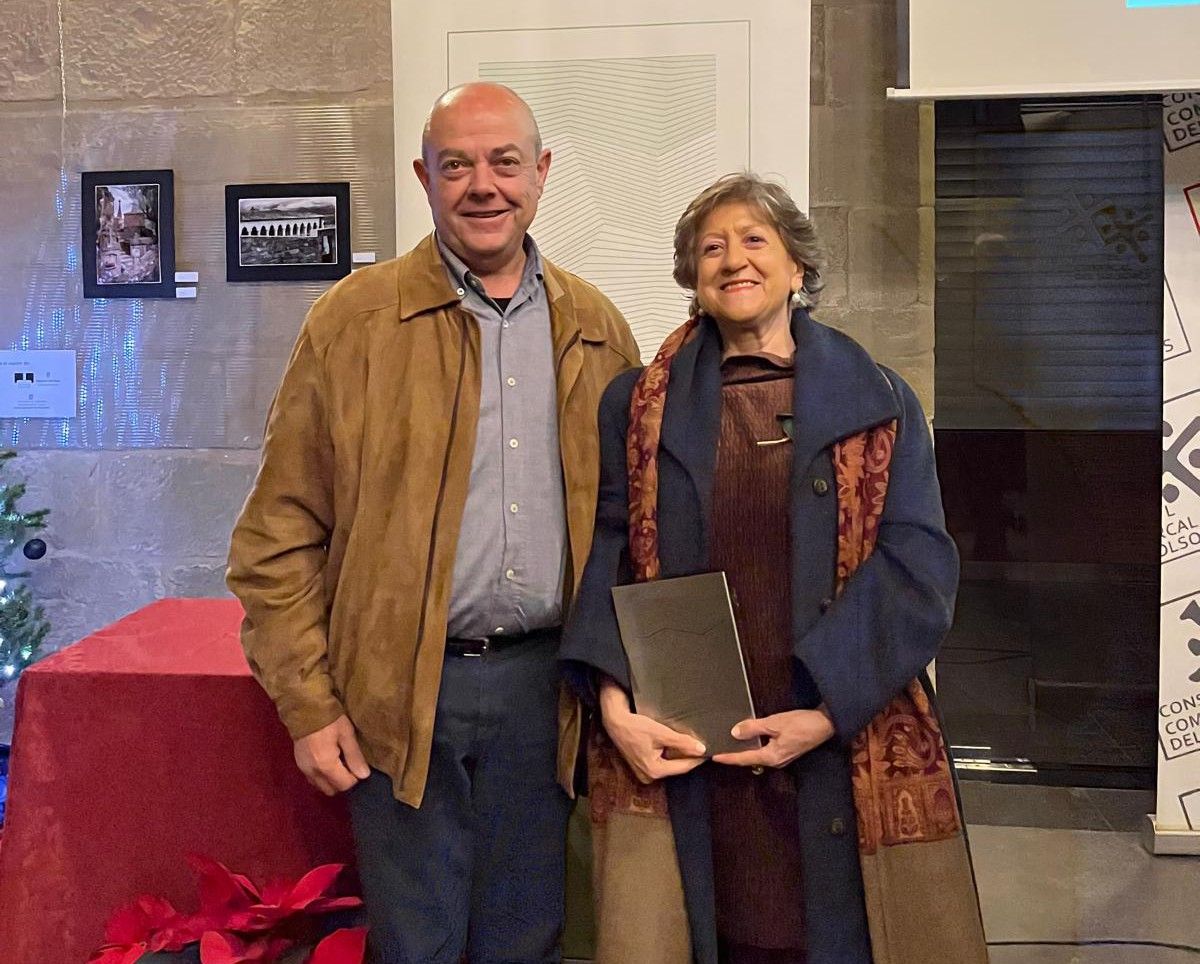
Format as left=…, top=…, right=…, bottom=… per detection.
left=89, top=856, right=366, bottom=964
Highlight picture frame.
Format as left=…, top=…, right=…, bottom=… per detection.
left=81, top=169, right=176, bottom=299
left=224, top=182, right=352, bottom=283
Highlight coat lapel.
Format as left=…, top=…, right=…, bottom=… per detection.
left=788, top=309, right=900, bottom=473
left=657, top=319, right=723, bottom=517
left=658, top=310, right=902, bottom=502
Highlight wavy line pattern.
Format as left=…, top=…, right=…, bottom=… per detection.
left=479, top=56, right=721, bottom=361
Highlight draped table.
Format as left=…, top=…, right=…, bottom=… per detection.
left=0, top=599, right=354, bottom=962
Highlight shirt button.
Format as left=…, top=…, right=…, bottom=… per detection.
left=509, top=438, right=519, bottom=449
left=830, top=817, right=847, bottom=836
left=455, top=287, right=465, bottom=297
left=820, top=597, right=833, bottom=613
left=812, top=478, right=830, bottom=496
left=502, top=321, right=510, bottom=329
left=506, top=376, right=516, bottom=387
left=505, top=568, right=515, bottom=580
left=509, top=503, right=519, bottom=514
left=494, top=626, right=504, bottom=634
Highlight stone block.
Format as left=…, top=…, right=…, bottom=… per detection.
left=235, top=0, right=392, bottom=96
left=96, top=451, right=258, bottom=558
left=810, top=103, right=921, bottom=207
left=0, top=110, right=74, bottom=270
left=810, top=204, right=848, bottom=308
left=847, top=205, right=922, bottom=309
left=825, top=3, right=897, bottom=108
left=34, top=554, right=163, bottom=649
left=6, top=451, right=102, bottom=555
left=0, top=0, right=62, bottom=103
left=62, top=0, right=238, bottom=101
left=163, top=561, right=233, bottom=598
left=224, top=353, right=290, bottom=449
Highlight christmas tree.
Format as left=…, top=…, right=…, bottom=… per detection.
left=0, top=450, right=49, bottom=685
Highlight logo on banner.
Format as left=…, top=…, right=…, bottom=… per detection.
left=1164, top=93, right=1200, bottom=153
left=1161, top=414, right=1200, bottom=562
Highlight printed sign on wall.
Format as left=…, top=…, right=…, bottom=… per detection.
left=0, top=350, right=77, bottom=419
left=1159, top=91, right=1200, bottom=840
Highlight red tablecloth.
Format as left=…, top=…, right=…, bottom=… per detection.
left=0, top=599, right=354, bottom=963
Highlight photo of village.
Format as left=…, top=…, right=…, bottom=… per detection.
left=237, top=196, right=338, bottom=266
left=94, top=183, right=161, bottom=285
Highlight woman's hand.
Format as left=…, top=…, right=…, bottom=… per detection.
left=711, top=705, right=836, bottom=770
left=599, top=679, right=708, bottom=784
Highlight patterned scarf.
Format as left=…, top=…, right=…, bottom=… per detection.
left=589, top=317, right=983, bottom=963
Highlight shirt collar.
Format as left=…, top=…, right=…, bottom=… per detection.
left=436, top=233, right=544, bottom=301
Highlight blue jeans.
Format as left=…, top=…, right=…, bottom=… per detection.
left=347, top=635, right=572, bottom=964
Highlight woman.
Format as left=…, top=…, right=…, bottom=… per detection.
left=561, top=173, right=987, bottom=964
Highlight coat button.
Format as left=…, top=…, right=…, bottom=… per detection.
left=819, top=597, right=833, bottom=613
left=830, top=817, right=847, bottom=836
left=812, top=478, right=829, bottom=496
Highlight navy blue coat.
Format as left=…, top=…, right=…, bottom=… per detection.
left=561, top=310, right=960, bottom=964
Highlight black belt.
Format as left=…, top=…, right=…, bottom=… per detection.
left=445, top=626, right=559, bottom=657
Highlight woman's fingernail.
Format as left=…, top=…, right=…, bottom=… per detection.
left=696, top=742, right=707, bottom=754
left=731, top=726, right=742, bottom=739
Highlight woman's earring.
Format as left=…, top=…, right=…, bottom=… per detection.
left=790, top=288, right=803, bottom=306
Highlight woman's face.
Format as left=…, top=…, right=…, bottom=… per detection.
left=694, top=201, right=803, bottom=337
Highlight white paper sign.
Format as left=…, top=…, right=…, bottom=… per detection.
left=0, top=350, right=77, bottom=418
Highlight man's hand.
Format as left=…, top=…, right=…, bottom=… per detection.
left=711, top=706, right=836, bottom=770
left=294, top=714, right=371, bottom=796
left=599, top=679, right=707, bottom=784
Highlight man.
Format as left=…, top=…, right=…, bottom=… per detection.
left=227, top=83, right=639, bottom=963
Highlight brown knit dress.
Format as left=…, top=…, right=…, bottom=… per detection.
left=707, top=353, right=807, bottom=963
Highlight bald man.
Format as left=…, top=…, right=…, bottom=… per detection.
left=228, top=83, right=639, bottom=962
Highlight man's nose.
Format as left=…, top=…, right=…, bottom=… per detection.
left=466, top=163, right=497, bottom=197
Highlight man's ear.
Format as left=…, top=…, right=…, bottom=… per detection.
left=413, top=157, right=432, bottom=194
left=535, top=149, right=552, bottom=193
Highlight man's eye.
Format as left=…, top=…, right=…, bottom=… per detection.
left=442, top=160, right=466, bottom=172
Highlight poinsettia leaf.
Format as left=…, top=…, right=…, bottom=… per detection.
left=258, top=877, right=293, bottom=907
left=279, top=864, right=346, bottom=910
left=103, top=893, right=179, bottom=943
left=148, top=915, right=207, bottom=952
left=86, top=946, right=146, bottom=964
left=304, top=896, right=363, bottom=914
left=200, top=930, right=250, bottom=964
left=102, top=906, right=152, bottom=944
left=190, top=854, right=260, bottom=913
left=306, top=927, right=368, bottom=964
left=224, top=906, right=287, bottom=931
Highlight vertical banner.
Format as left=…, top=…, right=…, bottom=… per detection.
left=1156, top=91, right=1200, bottom=852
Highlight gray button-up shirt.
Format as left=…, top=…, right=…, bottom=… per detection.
left=440, top=235, right=568, bottom=639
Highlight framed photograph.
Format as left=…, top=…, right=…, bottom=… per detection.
left=81, top=169, right=175, bottom=299
left=224, top=182, right=352, bottom=283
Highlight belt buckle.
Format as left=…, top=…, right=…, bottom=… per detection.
left=459, top=637, right=488, bottom=657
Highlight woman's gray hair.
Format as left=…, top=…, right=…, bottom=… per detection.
left=673, top=172, right=826, bottom=317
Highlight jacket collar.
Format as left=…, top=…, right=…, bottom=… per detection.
left=396, top=233, right=609, bottom=345
left=659, top=309, right=900, bottom=499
